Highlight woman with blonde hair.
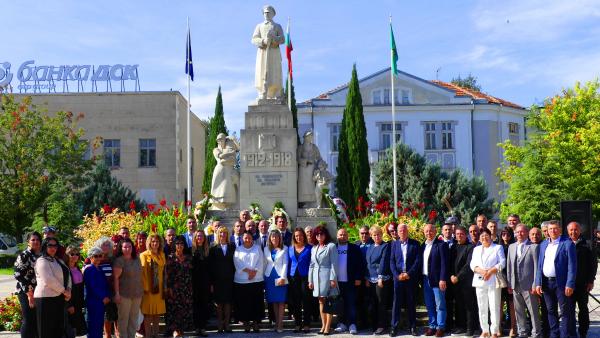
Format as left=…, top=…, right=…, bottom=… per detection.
left=192, top=230, right=210, bottom=336
left=208, top=226, right=235, bottom=333
left=139, top=234, right=167, bottom=338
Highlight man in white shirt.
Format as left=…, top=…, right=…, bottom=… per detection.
left=334, top=228, right=364, bottom=335
left=534, top=220, right=577, bottom=338
left=420, top=224, right=448, bottom=337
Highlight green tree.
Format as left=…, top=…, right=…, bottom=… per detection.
left=499, top=80, right=600, bottom=225
left=0, top=94, right=92, bottom=238
left=451, top=73, right=482, bottom=91
left=284, top=79, right=300, bottom=144
left=32, top=178, right=82, bottom=245
left=373, top=143, right=495, bottom=225
left=335, top=65, right=370, bottom=215
left=78, top=161, right=144, bottom=216
left=202, top=86, right=228, bottom=194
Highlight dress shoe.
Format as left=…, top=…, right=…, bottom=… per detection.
left=435, top=329, right=445, bottom=337
left=425, top=328, right=436, bottom=336
left=451, top=328, right=466, bottom=336
left=465, top=330, right=475, bottom=337
left=389, top=328, right=398, bottom=337
left=410, top=327, right=419, bottom=336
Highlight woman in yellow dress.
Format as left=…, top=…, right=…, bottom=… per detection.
left=140, top=234, right=167, bottom=338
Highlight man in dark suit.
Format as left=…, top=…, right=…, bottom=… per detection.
left=275, top=215, right=292, bottom=247
left=507, top=224, right=541, bottom=338
left=440, top=219, right=457, bottom=332
left=355, top=225, right=374, bottom=330
left=390, top=223, right=421, bottom=337
left=257, top=220, right=270, bottom=249
left=534, top=220, right=577, bottom=338
left=334, top=228, right=365, bottom=335
left=230, top=221, right=244, bottom=247
left=449, top=225, right=476, bottom=336
left=567, top=221, right=597, bottom=338
left=420, top=224, right=448, bottom=337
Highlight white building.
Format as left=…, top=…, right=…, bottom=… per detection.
left=297, top=68, right=527, bottom=200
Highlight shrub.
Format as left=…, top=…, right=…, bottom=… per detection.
left=0, top=254, right=17, bottom=269
left=0, top=295, right=22, bottom=331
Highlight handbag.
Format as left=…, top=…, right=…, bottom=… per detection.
left=495, top=269, right=508, bottom=288
left=323, top=288, right=344, bottom=315
left=105, top=301, right=118, bottom=322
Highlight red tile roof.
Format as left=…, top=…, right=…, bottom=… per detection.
left=431, top=80, right=523, bottom=109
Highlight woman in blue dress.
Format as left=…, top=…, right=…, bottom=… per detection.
left=84, top=246, right=110, bottom=338
left=263, top=230, right=289, bottom=332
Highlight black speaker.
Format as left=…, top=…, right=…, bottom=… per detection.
left=560, top=200, right=593, bottom=241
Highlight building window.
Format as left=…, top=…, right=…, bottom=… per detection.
left=330, top=124, right=341, bottom=152
left=424, top=122, right=436, bottom=150
left=383, top=89, right=391, bottom=105
left=380, top=123, right=402, bottom=150
left=401, top=89, right=410, bottom=104
left=441, top=122, right=454, bottom=150
left=103, top=139, right=120, bottom=168
left=139, top=138, right=156, bottom=167
left=372, top=90, right=382, bottom=105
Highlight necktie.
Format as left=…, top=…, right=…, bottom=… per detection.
left=262, top=235, right=267, bottom=247
left=237, top=237, right=242, bottom=246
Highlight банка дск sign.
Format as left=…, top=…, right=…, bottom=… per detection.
left=0, top=60, right=139, bottom=92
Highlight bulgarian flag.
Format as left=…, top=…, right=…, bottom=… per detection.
left=285, top=19, right=293, bottom=80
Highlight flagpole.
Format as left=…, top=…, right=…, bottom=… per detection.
left=186, top=17, right=192, bottom=210
left=390, top=15, right=398, bottom=219
left=287, top=17, right=292, bottom=111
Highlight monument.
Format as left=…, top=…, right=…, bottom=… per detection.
left=209, top=5, right=336, bottom=233
left=239, top=5, right=298, bottom=219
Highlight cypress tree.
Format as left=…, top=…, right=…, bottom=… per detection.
left=202, top=86, right=228, bottom=194
left=346, top=64, right=370, bottom=212
left=335, top=64, right=370, bottom=216
left=335, top=109, right=352, bottom=212
left=284, top=79, right=300, bottom=144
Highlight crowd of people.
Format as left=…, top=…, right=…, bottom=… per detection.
left=12, top=210, right=598, bottom=338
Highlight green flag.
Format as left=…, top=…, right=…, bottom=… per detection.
left=390, top=23, right=398, bottom=75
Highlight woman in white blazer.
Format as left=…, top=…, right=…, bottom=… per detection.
left=233, top=232, right=265, bottom=332
left=470, top=228, right=506, bottom=338
left=263, top=230, right=289, bottom=332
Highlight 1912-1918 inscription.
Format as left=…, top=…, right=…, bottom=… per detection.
left=245, top=152, right=293, bottom=167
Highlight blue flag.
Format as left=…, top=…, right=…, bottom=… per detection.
left=186, top=29, right=194, bottom=81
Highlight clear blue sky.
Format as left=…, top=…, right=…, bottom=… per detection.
left=4, top=0, right=600, bottom=133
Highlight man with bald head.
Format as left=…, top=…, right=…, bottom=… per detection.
left=529, top=227, right=542, bottom=244
left=507, top=224, right=541, bottom=338
left=257, top=220, right=270, bottom=249
left=390, top=223, right=421, bottom=336
left=419, top=224, right=448, bottom=337
left=245, top=220, right=259, bottom=241
left=334, top=228, right=364, bottom=335
left=568, top=221, right=597, bottom=338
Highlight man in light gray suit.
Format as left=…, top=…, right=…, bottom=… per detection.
left=507, top=224, right=542, bottom=338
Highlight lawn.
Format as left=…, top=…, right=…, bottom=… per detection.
left=0, top=268, right=12, bottom=276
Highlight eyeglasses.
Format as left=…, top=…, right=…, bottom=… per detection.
left=315, top=233, right=325, bottom=237
left=70, top=253, right=80, bottom=257
left=175, top=242, right=185, bottom=246
left=388, top=229, right=397, bottom=233
left=501, top=232, right=510, bottom=236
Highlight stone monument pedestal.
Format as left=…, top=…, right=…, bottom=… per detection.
left=239, top=101, right=298, bottom=219
left=296, top=208, right=337, bottom=237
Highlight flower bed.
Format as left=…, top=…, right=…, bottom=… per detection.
left=0, top=295, right=21, bottom=331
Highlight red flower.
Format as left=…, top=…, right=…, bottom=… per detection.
left=159, top=198, right=167, bottom=207
left=428, top=210, right=438, bottom=221
left=173, top=209, right=180, bottom=218
left=111, top=234, right=123, bottom=244
left=153, top=210, right=160, bottom=216
left=102, top=204, right=112, bottom=214
left=186, top=200, right=192, bottom=207
left=397, top=201, right=402, bottom=208
left=348, top=222, right=355, bottom=228
left=151, top=224, right=157, bottom=233
left=148, top=204, right=156, bottom=211
left=141, top=210, right=149, bottom=218
left=418, top=202, right=425, bottom=209
left=365, top=201, right=373, bottom=209
left=129, top=200, right=136, bottom=210
left=411, top=210, right=418, bottom=217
